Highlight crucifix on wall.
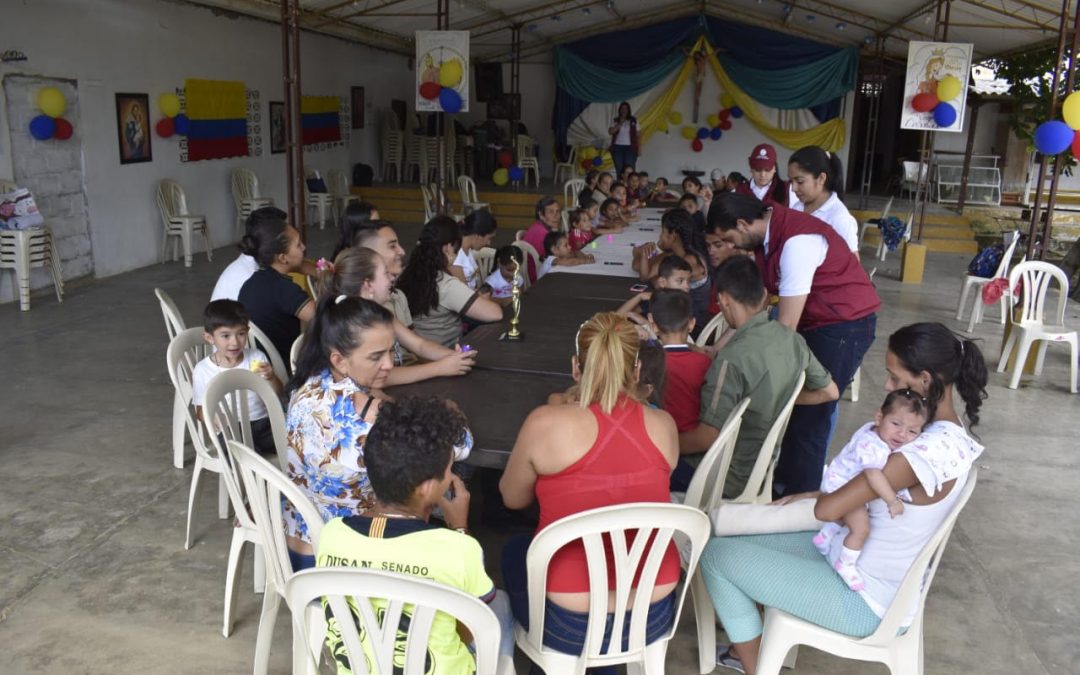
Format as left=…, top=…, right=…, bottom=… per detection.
left=682, top=45, right=709, bottom=123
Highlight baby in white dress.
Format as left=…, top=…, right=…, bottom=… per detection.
left=814, top=389, right=928, bottom=590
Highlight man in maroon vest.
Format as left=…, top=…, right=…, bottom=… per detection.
left=707, top=192, right=880, bottom=496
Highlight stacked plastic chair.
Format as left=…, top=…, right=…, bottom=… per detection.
left=156, top=179, right=212, bottom=268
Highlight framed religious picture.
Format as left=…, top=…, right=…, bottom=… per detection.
left=900, top=41, right=973, bottom=132
left=269, top=101, right=285, bottom=154
left=351, top=86, right=365, bottom=129
left=115, top=93, right=152, bottom=164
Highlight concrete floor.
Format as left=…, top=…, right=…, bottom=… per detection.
left=1, top=221, right=1078, bottom=674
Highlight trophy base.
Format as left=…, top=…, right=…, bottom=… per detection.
left=499, top=331, right=524, bottom=342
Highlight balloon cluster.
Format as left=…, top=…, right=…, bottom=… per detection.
left=29, top=87, right=74, bottom=141
left=1032, top=92, right=1080, bottom=157
left=492, top=149, right=526, bottom=186
left=156, top=93, right=188, bottom=138
left=418, top=58, right=465, bottom=114
left=577, top=146, right=611, bottom=171
left=676, top=93, right=743, bottom=152
left=909, top=74, right=961, bottom=128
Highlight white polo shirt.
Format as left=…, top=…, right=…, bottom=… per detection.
left=791, top=192, right=859, bottom=252
left=762, top=216, right=827, bottom=298
left=211, top=254, right=259, bottom=301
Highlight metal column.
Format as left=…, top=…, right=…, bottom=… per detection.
left=281, top=0, right=306, bottom=242
left=510, top=25, right=522, bottom=153
left=915, top=0, right=951, bottom=240
left=436, top=0, right=449, bottom=205
left=857, top=38, right=886, bottom=210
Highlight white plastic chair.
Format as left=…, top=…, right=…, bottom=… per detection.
left=695, top=312, right=728, bottom=347
left=679, top=398, right=750, bottom=675
left=165, top=328, right=230, bottom=549
left=475, top=246, right=497, bottom=281
left=553, top=146, right=578, bottom=186
left=458, top=175, right=490, bottom=214
left=327, top=168, right=361, bottom=218
left=996, top=261, right=1078, bottom=393
left=404, top=134, right=424, bottom=184
left=900, top=161, right=928, bottom=201
left=287, top=567, right=506, bottom=675
left=229, top=441, right=327, bottom=675
left=381, top=129, right=404, bottom=182
left=877, top=213, right=913, bottom=262
left=732, top=370, right=806, bottom=504
left=155, top=288, right=189, bottom=469
left=957, top=231, right=1021, bottom=332
left=248, top=322, right=289, bottom=383
left=755, top=468, right=980, bottom=675
left=0, top=226, right=64, bottom=312
left=203, top=369, right=289, bottom=636
left=289, top=333, right=304, bottom=374
left=514, top=503, right=710, bottom=675
left=231, top=169, right=274, bottom=237
left=420, top=184, right=436, bottom=222
left=858, top=196, right=893, bottom=250
left=564, top=178, right=587, bottom=210
left=511, top=240, right=539, bottom=288
left=515, top=135, right=540, bottom=188
left=156, top=179, right=211, bottom=268
left=303, top=170, right=335, bottom=231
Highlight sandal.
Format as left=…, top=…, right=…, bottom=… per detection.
left=716, top=645, right=746, bottom=674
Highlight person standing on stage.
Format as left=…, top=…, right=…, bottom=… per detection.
left=608, top=101, right=640, bottom=178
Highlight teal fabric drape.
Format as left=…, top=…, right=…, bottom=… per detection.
left=718, top=46, right=859, bottom=110
left=553, top=47, right=686, bottom=103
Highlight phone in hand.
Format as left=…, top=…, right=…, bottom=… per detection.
left=629, top=284, right=648, bottom=293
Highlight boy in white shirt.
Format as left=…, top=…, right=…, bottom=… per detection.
left=192, top=300, right=283, bottom=455
left=539, top=231, right=595, bottom=278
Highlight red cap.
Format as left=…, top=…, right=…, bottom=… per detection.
left=748, top=144, right=777, bottom=171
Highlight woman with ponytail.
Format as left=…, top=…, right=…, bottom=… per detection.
left=316, top=247, right=478, bottom=386
left=236, top=210, right=315, bottom=365
left=788, top=145, right=859, bottom=253
left=395, top=216, right=502, bottom=347
left=699, top=322, right=986, bottom=675
left=499, top=313, right=681, bottom=667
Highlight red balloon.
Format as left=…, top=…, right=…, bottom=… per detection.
left=580, top=158, right=592, bottom=171
left=53, top=118, right=73, bottom=140
left=718, top=108, right=731, bottom=120
left=911, top=92, right=939, bottom=113
left=691, top=138, right=703, bottom=152
left=419, top=82, right=442, bottom=101
left=155, top=117, right=175, bottom=138
left=498, top=150, right=514, bottom=168
left=1073, top=130, right=1080, bottom=159
left=719, top=119, right=732, bottom=130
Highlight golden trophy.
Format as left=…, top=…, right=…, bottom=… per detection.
left=504, top=256, right=524, bottom=341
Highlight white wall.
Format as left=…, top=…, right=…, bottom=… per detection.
left=931, top=101, right=1003, bottom=156
left=0, top=0, right=413, bottom=299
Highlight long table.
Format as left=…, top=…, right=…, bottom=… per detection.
left=545, top=208, right=664, bottom=278
left=388, top=272, right=639, bottom=467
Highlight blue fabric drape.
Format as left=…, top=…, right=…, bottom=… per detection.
left=551, top=14, right=858, bottom=145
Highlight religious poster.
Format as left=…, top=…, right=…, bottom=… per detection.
left=115, top=93, right=152, bottom=164
left=900, top=41, right=973, bottom=133
left=415, top=30, right=469, bottom=114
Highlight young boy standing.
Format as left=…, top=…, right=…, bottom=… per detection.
left=648, top=288, right=712, bottom=435
left=192, top=300, right=282, bottom=455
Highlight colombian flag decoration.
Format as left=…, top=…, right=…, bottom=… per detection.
left=184, top=79, right=248, bottom=161
left=301, top=96, right=341, bottom=145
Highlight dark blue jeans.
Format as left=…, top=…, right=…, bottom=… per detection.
left=774, top=314, right=877, bottom=497
left=501, top=534, right=676, bottom=675
left=611, top=145, right=637, bottom=177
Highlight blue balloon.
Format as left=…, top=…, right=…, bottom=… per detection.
left=730, top=106, right=743, bottom=118
left=710, top=127, right=723, bottom=141
left=932, top=102, right=957, bottom=127
left=697, top=127, right=710, bottom=139
left=29, top=114, right=56, bottom=141
left=592, top=156, right=602, bottom=167
left=438, top=88, right=462, bottom=114
left=509, top=166, right=525, bottom=182
left=174, top=114, right=190, bottom=136
left=1033, top=120, right=1075, bottom=155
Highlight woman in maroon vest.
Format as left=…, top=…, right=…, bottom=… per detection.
left=735, top=143, right=789, bottom=207
left=706, top=192, right=880, bottom=496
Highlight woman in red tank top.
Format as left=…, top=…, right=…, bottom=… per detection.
left=499, top=312, right=681, bottom=668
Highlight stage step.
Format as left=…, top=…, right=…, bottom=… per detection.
left=353, top=183, right=564, bottom=229
left=853, top=209, right=978, bottom=255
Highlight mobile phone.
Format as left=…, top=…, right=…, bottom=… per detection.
left=629, top=284, right=647, bottom=292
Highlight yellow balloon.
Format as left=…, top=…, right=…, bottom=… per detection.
left=668, top=111, right=682, bottom=125
left=658, top=123, right=669, bottom=133
left=493, top=168, right=509, bottom=186
left=37, top=87, right=66, bottom=118
left=706, top=113, right=720, bottom=127
left=936, top=75, right=961, bottom=101
left=581, top=146, right=597, bottom=160
left=720, top=92, right=736, bottom=110
left=158, top=93, right=180, bottom=118
left=438, top=59, right=463, bottom=88
left=681, top=126, right=696, bottom=140
left=1063, top=91, right=1080, bottom=130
